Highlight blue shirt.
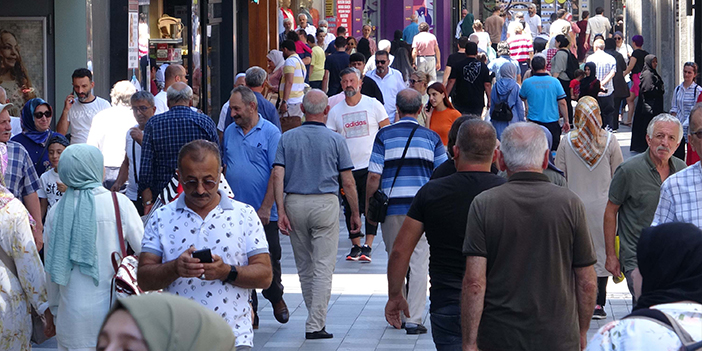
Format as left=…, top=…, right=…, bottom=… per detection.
left=519, top=73, right=566, bottom=123
left=3, top=140, right=40, bottom=198
left=255, top=92, right=281, bottom=130
left=403, top=22, right=419, bottom=44
left=368, top=118, right=448, bottom=216
left=139, top=106, right=219, bottom=195
left=324, top=51, right=350, bottom=96
left=222, top=116, right=281, bottom=221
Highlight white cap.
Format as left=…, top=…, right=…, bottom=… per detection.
left=0, top=102, right=13, bottom=113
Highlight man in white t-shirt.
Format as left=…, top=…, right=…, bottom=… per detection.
left=110, top=91, right=156, bottom=215
left=586, top=7, right=612, bottom=47
left=549, top=9, right=571, bottom=43
left=153, top=64, right=188, bottom=115
left=87, top=80, right=138, bottom=189
left=411, top=23, right=441, bottom=83
left=56, top=68, right=111, bottom=144
left=327, top=67, right=390, bottom=262
left=525, top=4, right=542, bottom=38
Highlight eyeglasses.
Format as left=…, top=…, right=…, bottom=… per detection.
left=376, top=60, right=387, bottom=65
left=182, top=179, right=218, bottom=191
left=690, top=130, right=702, bottom=139
left=132, top=106, right=152, bottom=112
left=33, top=111, right=52, bottom=119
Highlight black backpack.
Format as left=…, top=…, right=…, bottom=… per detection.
left=561, top=49, right=579, bottom=80
left=491, top=101, right=513, bottom=122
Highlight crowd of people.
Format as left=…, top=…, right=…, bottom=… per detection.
left=1, top=5, right=702, bottom=351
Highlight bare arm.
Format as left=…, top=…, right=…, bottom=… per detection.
left=283, top=73, right=294, bottom=101
left=623, top=57, right=637, bottom=77
left=443, top=66, right=453, bottom=86
left=434, top=44, right=441, bottom=71
left=340, top=170, right=361, bottom=233
left=445, top=78, right=457, bottom=97
left=257, top=174, right=276, bottom=226
left=110, top=156, right=130, bottom=192
left=574, top=265, right=597, bottom=350
left=603, top=200, right=621, bottom=276
left=484, top=82, right=492, bottom=107
left=365, top=172, right=381, bottom=224
left=56, top=94, right=74, bottom=136
left=601, top=68, right=616, bottom=87
left=137, top=249, right=199, bottom=291
left=206, top=253, right=272, bottom=289
left=301, top=56, right=311, bottom=65
left=559, top=99, right=570, bottom=132
left=322, top=71, right=330, bottom=93
left=385, top=217, right=424, bottom=328
left=23, top=192, right=43, bottom=251
left=378, top=118, right=391, bottom=128
left=272, top=166, right=292, bottom=235
left=412, top=47, right=418, bottom=66
left=462, top=256, right=487, bottom=351
left=40, top=198, right=48, bottom=222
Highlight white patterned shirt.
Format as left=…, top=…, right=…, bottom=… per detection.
left=586, top=50, right=617, bottom=97
left=141, top=190, right=269, bottom=347
left=652, top=162, right=700, bottom=227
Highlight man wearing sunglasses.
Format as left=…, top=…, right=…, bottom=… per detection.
left=367, top=50, right=406, bottom=122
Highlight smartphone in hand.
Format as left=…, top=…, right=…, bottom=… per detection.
left=192, top=248, right=213, bottom=263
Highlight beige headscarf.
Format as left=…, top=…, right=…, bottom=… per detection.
left=101, top=294, right=236, bottom=351
left=569, top=96, right=611, bottom=170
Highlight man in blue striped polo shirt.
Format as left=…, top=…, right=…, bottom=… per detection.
left=367, top=88, right=447, bottom=334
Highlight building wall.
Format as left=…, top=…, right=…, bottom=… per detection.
left=54, top=0, right=88, bottom=109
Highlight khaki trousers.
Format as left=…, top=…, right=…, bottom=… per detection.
left=415, top=56, right=437, bottom=83
left=284, top=193, right=340, bottom=332
left=382, top=214, right=429, bottom=325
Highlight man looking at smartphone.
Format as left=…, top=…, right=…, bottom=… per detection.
left=138, top=139, right=272, bottom=351
left=56, top=68, right=111, bottom=144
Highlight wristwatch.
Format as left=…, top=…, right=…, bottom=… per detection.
left=224, top=264, right=238, bottom=284
left=280, top=100, right=287, bottom=105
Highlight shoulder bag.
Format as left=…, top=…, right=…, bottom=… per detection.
left=367, top=124, right=419, bottom=223
left=110, top=191, right=143, bottom=303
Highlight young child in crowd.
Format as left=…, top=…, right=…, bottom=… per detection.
left=38, top=134, right=69, bottom=220
left=570, top=69, right=585, bottom=100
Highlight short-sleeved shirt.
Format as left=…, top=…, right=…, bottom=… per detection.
left=411, top=32, right=438, bottom=56
left=367, top=68, right=406, bottom=123
left=507, top=34, right=534, bottom=62
left=449, top=57, right=492, bottom=112
left=570, top=79, right=581, bottom=97
left=368, top=118, right=448, bottom=216
left=65, top=96, right=111, bottom=144
left=407, top=172, right=505, bottom=312
left=652, top=162, right=702, bottom=227
left=488, top=56, right=520, bottom=80
left=141, top=191, right=268, bottom=348
left=153, top=90, right=169, bottom=115
left=3, top=140, right=40, bottom=199
left=550, top=49, right=571, bottom=81
left=37, top=168, right=64, bottom=208
left=446, top=52, right=466, bottom=72
left=273, top=121, right=354, bottom=195
left=324, top=51, right=351, bottom=96
left=125, top=127, right=142, bottom=201
left=217, top=93, right=282, bottom=133
left=222, top=116, right=281, bottom=221
left=310, top=45, right=326, bottom=82
left=587, top=50, right=617, bottom=97
left=630, top=49, right=649, bottom=75
left=361, top=76, right=385, bottom=104
left=608, top=150, right=687, bottom=271
left=485, top=15, right=505, bottom=43
left=586, top=15, right=612, bottom=44
left=327, top=95, right=389, bottom=170
left=519, top=73, right=566, bottom=123
left=281, top=54, right=306, bottom=104
left=525, top=13, right=542, bottom=37
left=463, top=172, right=596, bottom=350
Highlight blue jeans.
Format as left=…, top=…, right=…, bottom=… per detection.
left=430, top=304, right=462, bottom=351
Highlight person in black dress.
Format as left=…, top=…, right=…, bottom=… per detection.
left=630, top=54, right=665, bottom=152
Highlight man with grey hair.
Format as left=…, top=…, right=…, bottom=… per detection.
left=0, top=87, right=21, bottom=136
left=279, top=18, right=293, bottom=49
left=327, top=67, right=389, bottom=262
left=367, top=88, right=447, bottom=334
left=139, top=81, right=218, bottom=214
left=317, top=20, right=336, bottom=50
left=273, top=89, right=361, bottom=339
left=297, top=12, right=316, bottom=36
left=87, top=80, right=138, bottom=188
left=605, top=113, right=687, bottom=302
left=462, top=122, right=597, bottom=351
left=586, top=39, right=617, bottom=130
left=654, top=105, right=702, bottom=228
left=110, top=91, right=157, bottom=214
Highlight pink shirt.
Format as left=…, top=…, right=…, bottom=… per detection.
left=412, top=32, right=438, bottom=56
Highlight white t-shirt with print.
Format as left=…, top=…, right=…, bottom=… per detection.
left=141, top=192, right=269, bottom=348
left=326, top=95, right=389, bottom=170
left=67, top=96, right=111, bottom=144
left=125, top=125, right=142, bottom=201
left=37, top=168, right=64, bottom=208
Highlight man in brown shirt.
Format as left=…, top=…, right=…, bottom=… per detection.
left=462, top=122, right=597, bottom=351
left=484, top=7, right=504, bottom=51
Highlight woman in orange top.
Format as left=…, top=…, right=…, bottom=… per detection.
left=426, top=82, right=462, bottom=145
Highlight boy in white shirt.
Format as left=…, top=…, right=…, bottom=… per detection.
left=38, top=135, right=69, bottom=220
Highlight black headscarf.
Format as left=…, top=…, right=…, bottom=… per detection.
left=579, top=62, right=600, bottom=98
left=640, top=54, right=664, bottom=94
left=357, top=38, right=372, bottom=63
left=634, top=223, right=702, bottom=310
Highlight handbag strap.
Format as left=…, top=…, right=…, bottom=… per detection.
left=0, top=243, right=17, bottom=278
left=389, top=124, right=420, bottom=194
left=131, top=140, right=139, bottom=184
left=112, top=191, right=127, bottom=258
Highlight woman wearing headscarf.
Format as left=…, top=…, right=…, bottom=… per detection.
left=97, top=294, right=236, bottom=351
left=357, top=38, right=372, bottom=64
left=265, top=50, right=285, bottom=95
left=586, top=223, right=702, bottom=350
left=579, top=62, right=602, bottom=99
left=44, top=144, right=143, bottom=351
left=0, top=143, right=54, bottom=350
left=630, top=54, right=665, bottom=153
left=604, top=38, right=630, bottom=130
left=555, top=96, right=623, bottom=320
left=11, top=98, right=64, bottom=176
left=489, top=63, right=525, bottom=139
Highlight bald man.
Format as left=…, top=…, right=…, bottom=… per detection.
left=154, top=64, right=188, bottom=115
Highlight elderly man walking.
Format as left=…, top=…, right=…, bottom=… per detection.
left=412, top=22, right=441, bottom=83
left=367, top=88, right=447, bottom=334
left=604, top=114, right=686, bottom=302
left=462, top=122, right=597, bottom=351
left=273, top=89, right=362, bottom=339
left=586, top=39, right=617, bottom=130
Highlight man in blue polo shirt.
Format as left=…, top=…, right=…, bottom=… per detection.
left=519, top=55, right=570, bottom=150
left=221, top=86, right=288, bottom=328
left=367, top=88, right=447, bottom=334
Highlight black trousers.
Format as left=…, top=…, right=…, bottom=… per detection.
left=613, top=96, right=626, bottom=130
left=340, top=168, right=378, bottom=239
left=674, top=138, right=687, bottom=160
left=252, top=221, right=284, bottom=311
left=529, top=120, right=562, bottom=151
left=558, top=78, right=573, bottom=125
left=597, top=94, right=616, bottom=129
left=597, top=276, right=608, bottom=306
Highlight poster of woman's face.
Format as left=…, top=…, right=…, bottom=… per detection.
left=0, top=18, right=45, bottom=117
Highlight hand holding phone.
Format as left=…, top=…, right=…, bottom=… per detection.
left=192, top=248, right=213, bottom=263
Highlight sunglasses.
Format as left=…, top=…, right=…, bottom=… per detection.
left=376, top=60, right=387, bottom=65
left=614, top=37, right=622, bottom=40
left=409, top=79, right=422, bottom=84
left=34, top=111, right=52, bottom=119
left=182, top=179, right=218, bottom=191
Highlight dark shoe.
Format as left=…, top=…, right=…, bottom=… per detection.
left=273, top=299, right=289, bottom=324
left=252, top=311, right=259, bottom=329
left=592, top=305, right=607, bottom=320
left=346, top=245, right=362, bottom=261
left=306, top=327, right=334, bottom=339
left=359, top=245, right=372, bottom=262
left=405, top=323, right=428, bottom=334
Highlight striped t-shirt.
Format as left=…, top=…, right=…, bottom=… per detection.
left=368, top=118, right=448, bottom=216
left=507, top=34, right=534, bottom=62
left=281, top=53, right=306, bottom=104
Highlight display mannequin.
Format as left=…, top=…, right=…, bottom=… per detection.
left=279, top=0, right=295, bottom=34
left=302, top=0, right=320, bottom=27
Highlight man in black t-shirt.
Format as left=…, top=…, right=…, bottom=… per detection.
left=385, top=119, right=506, bottom=351
left=443, top=36, right=469, bottom=89
left=446, top=42, right=492, bottom=116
